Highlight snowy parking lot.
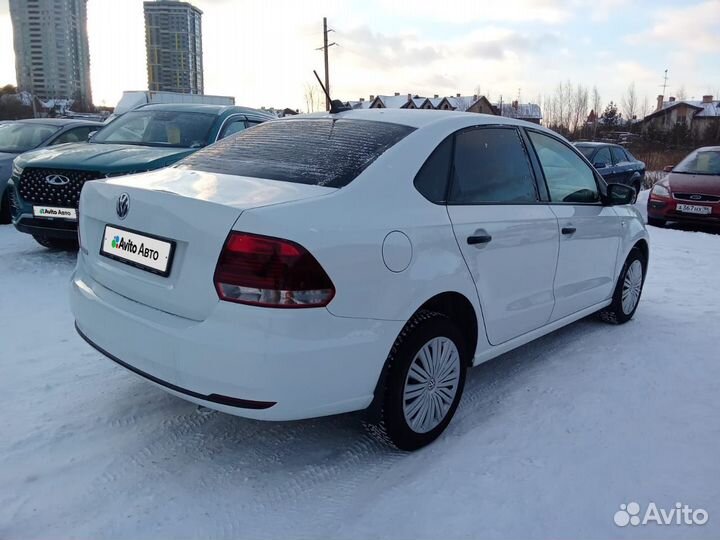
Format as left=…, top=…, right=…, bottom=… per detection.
left=1, top=210, right=719, bottom=539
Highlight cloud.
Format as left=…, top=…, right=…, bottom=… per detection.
left=628, top=0, right=720, bottom=54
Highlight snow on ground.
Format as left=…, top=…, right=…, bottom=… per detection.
left=1, top=218, right=719, bottom=540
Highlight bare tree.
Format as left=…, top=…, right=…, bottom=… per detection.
left=571, top=84, right=589, bottom=136
left=621, top=82, right=638, bottom=125
left=675, top=86, right=687, bottom=100
left=639, top=95, right=651, bottom=119
left=303, top=83, right=323, bottom=113
left=591, top=86, right=601, bottom=139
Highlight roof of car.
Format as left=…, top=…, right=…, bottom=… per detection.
left=136, top=103, right=273, bottom=117
left=293, top=108, right=548, bottom=130
left=11, top=117, right=102, bottom=126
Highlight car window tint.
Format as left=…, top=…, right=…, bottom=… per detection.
left=528, top=131, right=599, bottom=203
left=611, top=147, right=627, bottom=164
left=414, top=137, right=452, bottom=203
left=624, top=148, right=637, bottom=161
left=448, top=127, right=537, bottom=204
left=594, top=147, right=611, bottom=166
left=219, top=119, right=247, bottom=140
left=50, top=126, right=94, bottom=145
left=179, top=119, right=415, bottom=188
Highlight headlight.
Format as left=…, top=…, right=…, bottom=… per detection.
left=651, top=184, right=670, bottom=197
left=11, top=161, right=24, bottom=178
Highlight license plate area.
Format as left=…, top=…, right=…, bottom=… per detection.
left=100, top=225, right=175, bottom=277
left=676, top=204, right=712, bottom=215
left=33, top=206, right=77, bottom=220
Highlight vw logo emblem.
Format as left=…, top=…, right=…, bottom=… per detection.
left=116, top=192, right=130, bottom=220
left=45, top=174, right=70, bottom=186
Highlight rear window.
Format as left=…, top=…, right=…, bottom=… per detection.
left=178, top=118, right=416, bottom=188
left=576, top=146, right=595, bottom=159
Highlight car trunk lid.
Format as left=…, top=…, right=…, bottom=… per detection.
left=79, top=167, right=335, bottom=321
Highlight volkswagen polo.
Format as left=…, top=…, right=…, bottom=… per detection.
left=70, top=109, right=648, bottom=450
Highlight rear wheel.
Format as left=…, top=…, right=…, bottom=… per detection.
left=376, top=311, right=467, bottom=451
left=32, top=234, right=78, bottom=251
left=599, top=249, right=646, bottom=325
left=647, top=217, right=666, bottom=227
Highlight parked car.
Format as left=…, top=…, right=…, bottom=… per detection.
left=8, top=104, right=274, bottom=249
left=70, top=109, right=648, bottom=450
left=647, top=146, right=720, bottom=227
left=575, top=142, right=645, bottom=195
left=0, top=118, right=102, bottom=223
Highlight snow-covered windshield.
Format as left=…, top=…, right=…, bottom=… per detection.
left=674, top=149, right=720, bottom=175
left=178, top=118, right=416, bottom=187
left=93, top=110, right=216, bottom=148
left=0, top=122, right=59, bottom=153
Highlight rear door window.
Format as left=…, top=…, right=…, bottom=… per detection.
left=414, top=137, right=452, bottom=203
left=593, top=147, right=612, bottom=167
left=179, top=119, right=415, bottom=187
left=448, top=127, right=538, bottom=204
left=611, top=147, right=628, bottom=164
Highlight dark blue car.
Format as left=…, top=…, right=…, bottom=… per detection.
left=575, top=142, right=645, bottom=194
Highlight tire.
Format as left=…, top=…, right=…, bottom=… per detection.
left=32, top=234, right=79, bottom=251
left=599, top=249, right=646, bottom=325
left=376, top=310, right=468, bottom=451
left=647, top=217, right=666, bottom=228
left=0, top=188, right=10, bottom=225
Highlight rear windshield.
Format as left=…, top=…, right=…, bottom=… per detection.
left=575, top=146, right=595, bottom=159
left=177, top=118, right=416, bottom=187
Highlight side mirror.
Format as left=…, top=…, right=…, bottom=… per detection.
left=663, top=165, right=674, bottom=172
left=87, top=130, right=98, bottom=142
left=593, top=161, right=608, bottom=169
left=606, top=183, right=635, bottom=206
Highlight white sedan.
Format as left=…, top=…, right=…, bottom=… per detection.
left=70, top=109, right=648, bottom=450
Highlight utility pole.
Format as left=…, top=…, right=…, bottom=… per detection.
left=316, top=17, right=337, bottom=111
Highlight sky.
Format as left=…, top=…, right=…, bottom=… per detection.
left=0, top=0, right=719, bottom=113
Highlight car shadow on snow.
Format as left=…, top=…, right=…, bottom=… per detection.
left=652, top=221, right=720, bottom=236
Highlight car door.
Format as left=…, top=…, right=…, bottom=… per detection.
left=592, top=146, right=613, bottom=182
left=526, top=130, right=621, bottom=321
left=446, top=126, right=560, bottom=345
left=610, top=146, right=632, bottom=185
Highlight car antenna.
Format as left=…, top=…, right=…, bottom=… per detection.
left=313, top=70, right=351, bottom=114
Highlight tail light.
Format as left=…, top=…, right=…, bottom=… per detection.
left=214, top=232, right=335, bottom=308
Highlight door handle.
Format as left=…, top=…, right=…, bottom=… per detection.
left=467, top=233, right=492, bottom=245
left=561, top=227, right=576, bottom=235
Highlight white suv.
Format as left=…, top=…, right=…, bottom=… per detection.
left=70, top=109, right=648, bottom=450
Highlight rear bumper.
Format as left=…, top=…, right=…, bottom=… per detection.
left=69, top=256, right=403, bottom=421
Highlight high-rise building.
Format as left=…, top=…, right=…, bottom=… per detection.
left=144, top=0, right=204, bottom=94
left=9, top=0, right=93, bottom=108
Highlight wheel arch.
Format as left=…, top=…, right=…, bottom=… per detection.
left=366, top=291, right=480, bottom=420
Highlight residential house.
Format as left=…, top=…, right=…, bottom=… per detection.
left=341, top=93, right=541, bottom=121
left=642, top=94, right=720, bottom=139
left=494, top=100, right=542, bottom=124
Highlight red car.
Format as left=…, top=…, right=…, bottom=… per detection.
left=647, top=146, right=720, bottom=227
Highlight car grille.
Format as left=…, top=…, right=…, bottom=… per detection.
left=673, top=193, right=720, bottom=203
left=17, top=168, right=103, bottom=208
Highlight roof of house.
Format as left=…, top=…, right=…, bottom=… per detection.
left=644, top=99, right=720, bottom=121
left=372, top=95, right=413, bottom=108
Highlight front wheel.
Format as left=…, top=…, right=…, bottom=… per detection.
left=377, top=311, right=467, bottom=451
left=599, top=249, right=646, bottom=324
left=32, top=234, right=79, bottom=251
